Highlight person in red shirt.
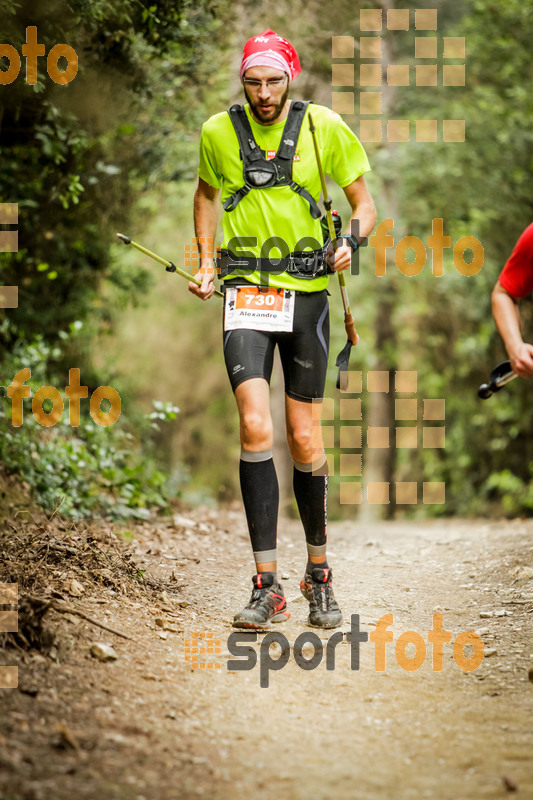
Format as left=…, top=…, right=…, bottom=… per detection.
left=491, top=222, right=533, bottom=377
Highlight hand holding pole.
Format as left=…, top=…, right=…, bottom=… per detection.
left=116, top=233, right=223, bottom=298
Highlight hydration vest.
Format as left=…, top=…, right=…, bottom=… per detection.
left=222, top=100, right=322, bottom=220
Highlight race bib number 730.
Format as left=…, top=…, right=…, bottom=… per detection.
left=224, top=286, right=295, bottom=332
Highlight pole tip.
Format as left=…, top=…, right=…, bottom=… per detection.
left=337, top=370, right=349, bottom=391
left=116, top=233, right=131, bottom=245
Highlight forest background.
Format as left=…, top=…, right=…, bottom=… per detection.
left=1, top=0, right=532, bottom=522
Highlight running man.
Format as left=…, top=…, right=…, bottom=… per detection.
left=189, top=29, right=377, bottom=629
left=492, top=222, right=533, bottom=377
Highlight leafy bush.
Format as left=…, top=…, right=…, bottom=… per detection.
left=0, top=336, right=184, bottom=520
left=483, top=469, right=533, bottom=517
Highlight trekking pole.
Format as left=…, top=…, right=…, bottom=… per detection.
left=478, top=361, right=518, bottom=399
left=308, top=113, right=359, bottom=391
left=116, top=234, right=223, bottom=298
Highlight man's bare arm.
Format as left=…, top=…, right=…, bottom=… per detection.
left=326, top=175, right=377, bottom=272
left=189, top=177, right=220, bottom=300
left=343, top=174, right=377, bottom=241
left=491, top=280, right=533, bottom=376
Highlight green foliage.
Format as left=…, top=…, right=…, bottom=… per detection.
left=0, top=337, right=185, bottom=519
left=0, top=0, right=233, bottom=350
left=0, top=0, right=233, bottom=517
left=484, top=469, right=533, bottom=516
left=2, top=0, right=531, bottom=520
left=359, top=0, right=533, bottom=517
left=146, top=400, right=180, bottom=426
left=101, top=0, right=533, bottom=519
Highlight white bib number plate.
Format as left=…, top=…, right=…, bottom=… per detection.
left=224, top=286, right=295, bottom=332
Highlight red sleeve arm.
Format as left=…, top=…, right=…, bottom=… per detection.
left=498, top=222, right=533, bottom=298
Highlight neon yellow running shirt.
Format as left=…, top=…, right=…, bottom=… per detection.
left=198, top=102, right=370, bottom=292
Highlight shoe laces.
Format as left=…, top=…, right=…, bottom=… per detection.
left=249, top=585, right=271, bottom=608
left=308, top=569, right=335, bottom=607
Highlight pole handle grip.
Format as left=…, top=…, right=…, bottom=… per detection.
left=344, top=312, right=359, bottom=346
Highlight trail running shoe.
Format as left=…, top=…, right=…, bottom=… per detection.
left=233, top=573, right=290, bottom=630
left=300, top=567, right=343, bottom=628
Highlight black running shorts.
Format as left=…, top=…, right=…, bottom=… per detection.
left=222, top=288, right=330, bottom=402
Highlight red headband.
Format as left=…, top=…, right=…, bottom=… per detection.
left=240, top=29, right=301, bottom=81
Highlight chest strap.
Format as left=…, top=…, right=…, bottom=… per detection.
left=217, top=246, right=331, bottom=280
left=223, top=101, right=322, bottom=219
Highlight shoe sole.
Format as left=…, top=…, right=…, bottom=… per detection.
left=306, top=614, right=343, bottom=629
left=232, top=610, right=290, bottom=630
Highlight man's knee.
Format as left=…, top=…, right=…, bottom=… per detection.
left=241, top=410, right=272, bottom=446
left=287, top=426, right=314, bottom=460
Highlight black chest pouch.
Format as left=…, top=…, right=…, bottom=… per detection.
left=245, top=158, right=279, bottom=187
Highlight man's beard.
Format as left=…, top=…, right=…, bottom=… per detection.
left=244, top=83, right=290, bottom=124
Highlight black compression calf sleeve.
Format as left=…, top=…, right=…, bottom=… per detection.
left=293, top=457, right=328, bottom=551
left=239, top=450, right=278, bottom=564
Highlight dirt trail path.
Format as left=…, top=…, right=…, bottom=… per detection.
left=1, top=511, right=533, bottom=800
